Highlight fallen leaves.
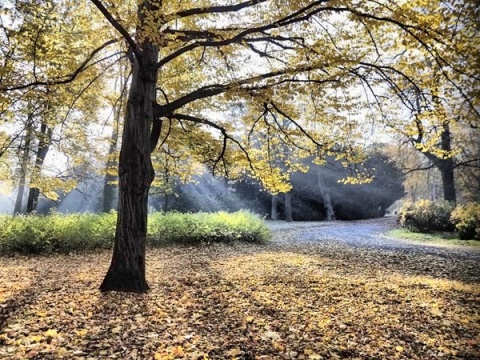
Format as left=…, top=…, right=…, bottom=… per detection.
left=0, top=237, right=479, bottom=359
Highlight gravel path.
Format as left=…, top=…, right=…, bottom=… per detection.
left=265, top=217, right=480, bottom=283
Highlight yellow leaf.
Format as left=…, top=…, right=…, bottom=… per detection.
left=273, top=341, right=285, bottom=351
left=154, top=353, right=173, bottom=360
left=396, top=346, right=404, bottom=352
left=171, top=345, right=185, bottom=357
left=75, top=329, right=88, bottom=337
left=227, top=347, right=243, bottom=357
left=44, top=329, right=58, bottom=338
left=29, top=335, right=43, bottom=343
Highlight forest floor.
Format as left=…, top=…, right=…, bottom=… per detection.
left=1, top=218, right=479, bottom=359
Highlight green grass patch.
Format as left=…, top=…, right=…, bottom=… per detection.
left=386, top=228, right=480, bottom=248
left=0, top=210, right=270, bottom=255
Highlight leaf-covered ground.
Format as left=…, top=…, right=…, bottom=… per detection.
left=1, top=222, right=479, bottom=359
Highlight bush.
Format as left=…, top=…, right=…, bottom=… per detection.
left=398, top=200, right=455, bottom=233
left=451, top=203, right=480, bottom=240
left=0, top=212, right=116, bottom=254
left=147, top=210, right=270, bottom=245
left=0, top=210, right=270, bottom=255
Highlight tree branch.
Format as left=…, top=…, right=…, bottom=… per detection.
left=166, top=0, right=268, bottom=21
left=169, top=113, right=253, bottom=173
left=89, top=0, right=140, bottom=58
left=158, top=1, right=332, bottom=68
left=0, top=39, right=118, bottom=91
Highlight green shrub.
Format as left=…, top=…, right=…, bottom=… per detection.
left=398, top=200, right=455, bottom=233
left=451, top=203, right=480, bottom=240
left=0, top=210, right=270, bottom=255
left=147, top=210, right=270, bottom=245
left=0, top=212, right=117, bottom=254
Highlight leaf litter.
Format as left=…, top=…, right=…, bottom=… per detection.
left=0, top=230, right=479, bottom=359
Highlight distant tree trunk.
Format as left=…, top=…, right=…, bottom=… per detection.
left=14, top=126, right=32, bottom=214
left=100, top=34, right=158, bottom=293
left=164, top=194, right=170, bottom=212
left=271, top=195, right=279, bottom=220
left=438, top=124, right=456, bottom=202
left=317, top=169, right=335, bottom=221
left=102, top=63, right=128, bottom=213
left=26, top=121, right=52, bottom=213
left=427, top=168, right=438, bottom=201
left=423, top=123, right=457, bottom=203
left=102, top=102, right=121, bottom=213
left=284, top=192, right=293, bottom=222
left=438, top=157, right=456, bottom=202
left=163, top=166, right=171, bottom=212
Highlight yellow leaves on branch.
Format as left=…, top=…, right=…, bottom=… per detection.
left=28, top=176, right=77, bottom=201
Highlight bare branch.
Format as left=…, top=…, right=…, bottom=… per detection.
left=169, top=112, right=253, bottom=172
left=166, top=0, right=268, bottom=20
left=269, top=101, right=324, bottom=150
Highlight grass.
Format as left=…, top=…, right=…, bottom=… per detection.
left=386, top=228, right=480, bottom=248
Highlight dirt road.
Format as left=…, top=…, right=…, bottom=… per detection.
left=266, top=217, right=480, bottom=284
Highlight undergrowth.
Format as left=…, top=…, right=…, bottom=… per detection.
left=0, top=210, right=269, bottom=255
left=398, top=201, right=480, bottom=240
left=386, top=228, right=480, bottom=248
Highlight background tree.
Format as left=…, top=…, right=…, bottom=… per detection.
left=0, top=0, right=118, bottom=213
left=380, top=1, right=480, bottom=203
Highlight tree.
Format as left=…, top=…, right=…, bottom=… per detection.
left=379, top=2, right=480, bottom=203
left=102, top=63, right=129, bottom=213
left=1, top=0, right=478, bottom=292
left=0, top=0, right=115, bottom=213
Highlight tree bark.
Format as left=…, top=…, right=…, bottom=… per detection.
left=438, top=124, right=456, bottom=202
left=438, top=157, right=456, bottom=202
left=100, top=35, right=158, bottom=293
left=26, top=121, right=52, bottom=213
left=420, top=123, right=457, bottom=203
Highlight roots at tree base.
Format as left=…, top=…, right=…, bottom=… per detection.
left=100, top=266, right=150, bottom=293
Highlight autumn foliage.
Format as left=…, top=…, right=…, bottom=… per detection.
left=451, top=203, right=480, bottom=240
left=398, top=200, right=455, bottom=233
left=398, top=200, right=480, bottom=240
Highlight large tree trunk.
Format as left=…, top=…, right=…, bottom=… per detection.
left=26, top=121, right=52, bottom=213
left=100, top=38, right=158, bottom=293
